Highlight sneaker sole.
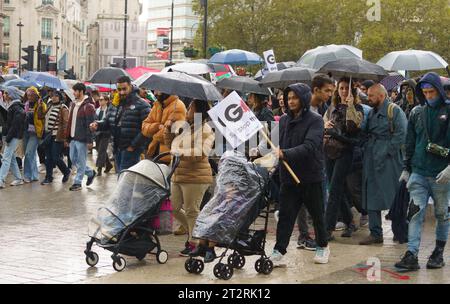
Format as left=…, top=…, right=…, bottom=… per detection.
left=426, top=263, right=445, bottom=269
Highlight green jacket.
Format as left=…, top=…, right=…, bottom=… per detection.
left=405, top=72, right=450, bottom=177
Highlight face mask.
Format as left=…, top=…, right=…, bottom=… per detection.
left=427, top=96, right=441, bottom=108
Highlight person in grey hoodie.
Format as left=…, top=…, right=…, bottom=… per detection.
left=0, top=87, right=26, bottom=189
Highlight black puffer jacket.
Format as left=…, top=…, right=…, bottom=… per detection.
left=98, top=88, right=151, bottom=151
left=5, top=100, right=26, bottom=143
left=279, top=83, right=325, bottom=184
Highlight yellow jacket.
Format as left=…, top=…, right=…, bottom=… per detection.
left=142, top=96, right=186, bottom=162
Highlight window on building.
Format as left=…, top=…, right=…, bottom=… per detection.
left=104, top=39, right=108, bottom=49
left=114, top=39, right=118, bottom=50
left=42, top=0, right=54, bottom=5
left=4, top=0, right=10, bottom=4
left=42, top=45, right=52, bottom=55
left=41, top=18, right=53, bottom=39
left=3, top=16, right=10, bottom=37
left=132, top=40, right=137, bottom=50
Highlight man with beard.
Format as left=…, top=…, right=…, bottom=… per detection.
left=142, top=90, right=186, bottom=164
left=90, top=76, right=151, bottom=172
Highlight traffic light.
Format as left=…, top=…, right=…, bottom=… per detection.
left=37, top=41, right=42, bottom=71
left=22, top=45, right=34, bottom=71
left=40, top=54, right=50, bottom=72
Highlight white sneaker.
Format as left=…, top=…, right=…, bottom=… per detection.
left=335, top=222, right=346, bottom=231
left=0, top=181, right=5, bottom=189
left=314, top=246, right=330, bottom=264
left=274, top=210, right=280, bottom=223
left=23, top=178, right=31, bottom=183
left=270, top=249, right=286, bottom=267
left=10, top=180, right=24, bottom=187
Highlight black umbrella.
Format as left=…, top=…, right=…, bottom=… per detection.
left=254, top=62, right=297, bottom=81
left=89, top=67, right=133, bottom=84
left=260, top=67, right=317, bottom=89
left=135, top=72, right=223, bottom=101
left=318, top=58, right=388, bottom=81
left=216, top=76, right=271, bottom=96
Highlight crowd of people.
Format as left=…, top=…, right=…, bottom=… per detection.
left=1, top=70, right=450, bottom=272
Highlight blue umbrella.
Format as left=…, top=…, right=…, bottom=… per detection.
left=3, top=79, right=40, bottom=89
left=208, top=49, right=263, bottom=66
left=22, top=71, right=69, bottom=90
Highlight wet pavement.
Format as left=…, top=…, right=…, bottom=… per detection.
left=0, top=157, right=449, bottom=284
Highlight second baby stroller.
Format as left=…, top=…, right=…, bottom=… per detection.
left=85, top=152, right=180, bottom=272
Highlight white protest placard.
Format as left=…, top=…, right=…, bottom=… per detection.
left=208, top=91, right=263, bottom=149
left=263, top=50, right=278, bottom=74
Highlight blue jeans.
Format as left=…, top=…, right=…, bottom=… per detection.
left=23, top=132, right=39, bottom=181
left=368, top=210, right=383, bottom=238
left=407, top=173, right=450, bottom=255
left=45, top=137, right=70, bottom=180
left=114, top=148, right=142, bottom=174
left=0, top=138, right=22, bottom=183
left=69, top=140, right=94, bottom=185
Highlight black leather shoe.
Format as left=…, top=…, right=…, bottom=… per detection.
left=86, top=171, right=96, bottom=186
left=341, top=224, right=358, bottom=238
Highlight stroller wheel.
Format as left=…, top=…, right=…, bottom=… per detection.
left=255, top=258, right=264, bottom=273
left=185, top=258, right=194, bottom=273
left=192, top=260, right=204, bottom=275
left=112, top=256, right=127, bottom=272
left=262, top=259, right=273, bottom=275
left=228, top=253, right=246, bottom=269
left=85, top=252, right=99, bottom=267
left=220, top=264, right=234, bottom=280
left=213, top=263, right=223, bottom=279
left=156, top=250, right=169, bottom=264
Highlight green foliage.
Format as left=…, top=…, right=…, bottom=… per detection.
left=193, top=0, right=450, bottom=67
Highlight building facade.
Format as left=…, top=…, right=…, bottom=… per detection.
left=143, top=0, right=199, bottom=68
left=0, top=0, right=7, bottom=67
left=1, top=0, right=88, bottom=79
left=86, top=0, right=147, bottom=79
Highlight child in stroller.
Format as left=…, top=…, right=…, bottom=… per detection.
left=185, top=151, right=274, bottom=280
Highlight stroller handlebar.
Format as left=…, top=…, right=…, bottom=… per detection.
left=152, top=152, right=181, bottom=186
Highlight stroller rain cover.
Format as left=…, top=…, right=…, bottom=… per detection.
left=193, top=151, right=269, bottom=245
left=88, top=171, right=168, bottom=244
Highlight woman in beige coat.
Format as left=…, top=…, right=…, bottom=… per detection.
left=164, top=99, right=215, bottom=257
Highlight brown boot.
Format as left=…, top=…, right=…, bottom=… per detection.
left=173, top=225, right=188, bottom=236
left=359, top=235, right=384, bottom=245
left=97, top=168, right=103, bottom=177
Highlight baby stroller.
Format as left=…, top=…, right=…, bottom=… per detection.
left=185, top=151, right=273, bottom=280
left=85, top=152, right=180, bottom=272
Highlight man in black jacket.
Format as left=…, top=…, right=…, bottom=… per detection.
left=0, top=87, right=26, bottom=189
left=270, top=83, right=330, bottom=266
left=90, top=76, right=150, bottom=172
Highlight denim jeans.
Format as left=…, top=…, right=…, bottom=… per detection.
left=114, top=148, right=142, bottom=174
left=69, top=140, right=94, bottom=185
left=44, top=137, right=70, bottom=180
left=23, top=131, right=39, bottom=181
left=368, top=210, right=383, bottom=238
left=0, top=138, right=22, bottom=183
left=407, top=173, right=450, bottom=255
left=325, top=150, right=354, bottom=231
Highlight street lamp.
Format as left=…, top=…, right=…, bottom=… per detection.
left=54, top=35, right=60, bottom=73
left=123, top=0, right=128, bottom=69
left=200, top=0, right=208, bottom=59
left=17, top=21, right=24, bottom=76
left=169, top=0, right=174, bottom=65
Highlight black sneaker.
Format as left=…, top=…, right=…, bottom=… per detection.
left=62, top=171, right=71, bottom=184
left=70, top=184, right=82, bottom=192
left=105, top=162, right=113, bottom=174
left=190, top=245, right=207, bottom=258
left=86, top=171, right=96, bottom=186
left=41, top=178, right=53, bottom=185
left=395, top=251, right=420, bottom=271
left=180, top=243, right=195, bottom=257
left=297, top=235, right=317, bottom=251
left=341, top=224, right=358, bottom=238
left=426, top=247, right=445, bottom=269
left=204, top=248, right=217, bottom=263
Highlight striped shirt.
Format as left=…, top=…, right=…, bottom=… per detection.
left=45, top=103, right=62, bottom=135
